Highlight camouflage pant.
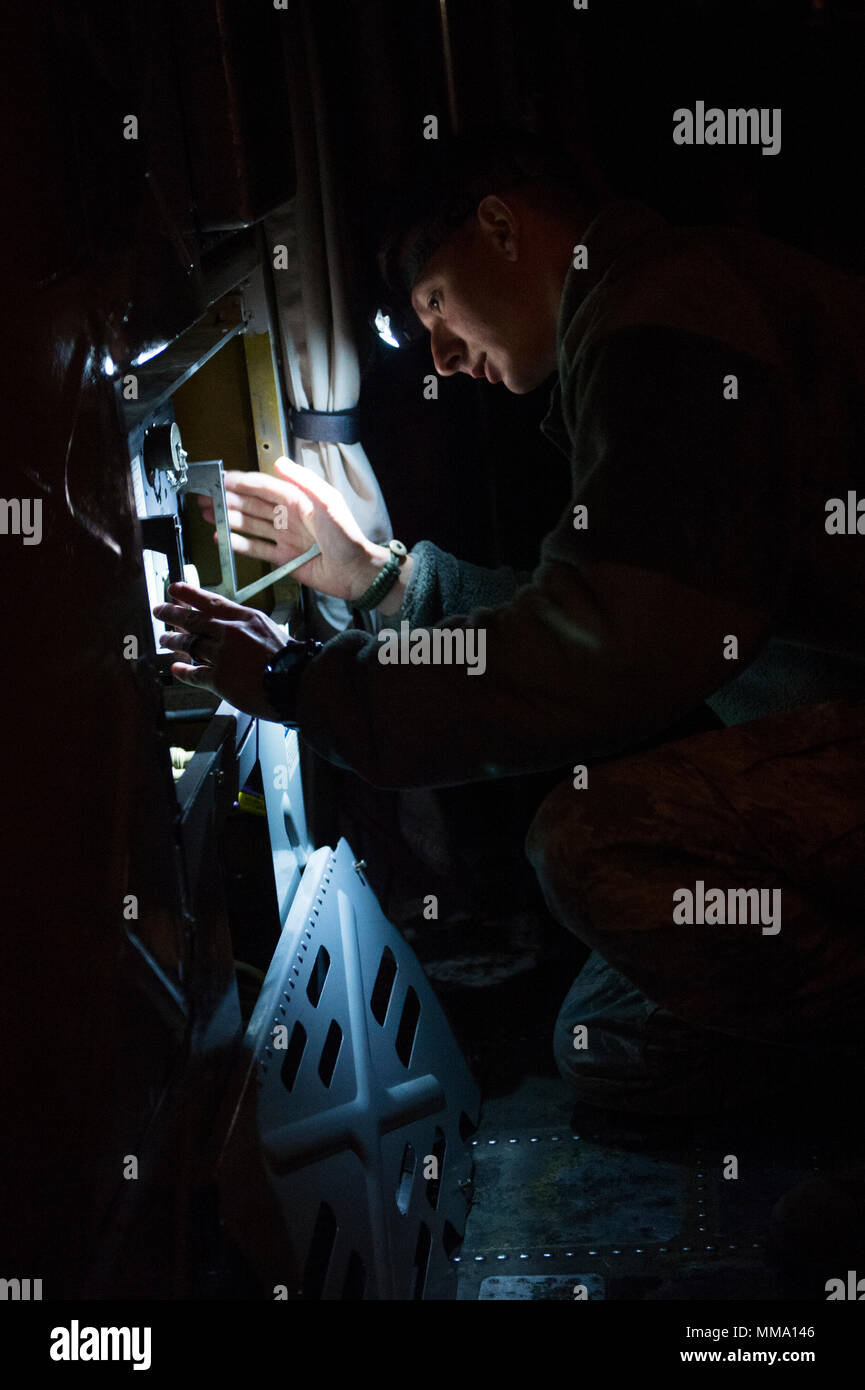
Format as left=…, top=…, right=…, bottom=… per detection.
left=526, top=699, right=865, bottom=1113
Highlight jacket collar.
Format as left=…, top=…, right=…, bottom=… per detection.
left=540, top=199, right=668, bottom=452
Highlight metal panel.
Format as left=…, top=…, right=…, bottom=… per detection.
left=180, top=461, right=240, bottom=598
left=258, top=720, right=311, bottom=922
left=221, top=838, right=481, bottom=1299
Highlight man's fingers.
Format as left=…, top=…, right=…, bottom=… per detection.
left=272, top=458, right=332, bottom=506
left=160, top=581, right=248, bottom=619
left=158, top=631, right=194, bottom=652
left=158, top=581, right=212, bottom=610
left=224, top=507, right=289, bottom=542
left=199, top=501, right=310, bottom=549
left=227, top=532, right=284, bottom=562
left=171, top=661, right=217, bottom=690
left=199, top=487, right=314, bottom=544
left=153, top=601, right=208, bottom=632
left=158, top=630, right=216, bottom=662
left=198, top=492, right=275, bottom=526
left=222, top=470, right=300, bottom=506
left=224, top=489, right=282, bottom=522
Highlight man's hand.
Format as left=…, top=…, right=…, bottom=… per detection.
left=153, top=581, right=297, bottom=719
left=196, top=457, right=386, bottom=603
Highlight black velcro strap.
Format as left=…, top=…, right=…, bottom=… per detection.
left=289, top=407, right=360, bottom=445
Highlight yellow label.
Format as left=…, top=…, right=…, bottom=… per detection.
left=238, top=790, right=267, bottom=817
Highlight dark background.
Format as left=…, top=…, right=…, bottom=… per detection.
left=2, top=0, right=864, bottom=1298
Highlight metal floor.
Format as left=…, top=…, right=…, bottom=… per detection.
left=456, top=1079, right=842, bottom=1301
left=412, top=923, right=864, bottom=1302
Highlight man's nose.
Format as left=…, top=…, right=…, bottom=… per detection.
left=430, top=326, right=464, bottom=376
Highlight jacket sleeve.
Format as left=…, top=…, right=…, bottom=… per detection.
left=292, top=326, right=789, bottom=788
left=396, top=538, right=530, bottom=627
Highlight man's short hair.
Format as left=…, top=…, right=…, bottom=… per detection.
left=375, top=126, right=604, bottom=342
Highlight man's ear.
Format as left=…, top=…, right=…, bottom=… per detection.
left=475, top=194, right=520, bottom=261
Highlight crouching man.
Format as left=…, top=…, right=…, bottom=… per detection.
left=155, top=130, right=865, bottom=1116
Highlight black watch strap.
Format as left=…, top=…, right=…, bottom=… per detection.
left=262, top=638, right=323, bottom=725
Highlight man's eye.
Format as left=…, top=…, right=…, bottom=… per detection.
left=427, top=294, right=441, bottom=313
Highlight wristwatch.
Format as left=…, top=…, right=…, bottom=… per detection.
left=261, top=638, right=324, bottom=725
left=350, top=540, right=408, bottom=612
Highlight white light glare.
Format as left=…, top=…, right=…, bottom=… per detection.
left=101, top=353, right=117, bottom=377
left=132, top=341, right=170, bottom=367
left=374, top=310, right=400, bottom=349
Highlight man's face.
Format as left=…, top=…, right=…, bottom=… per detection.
left=408, top=202, right=559, bottom=394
